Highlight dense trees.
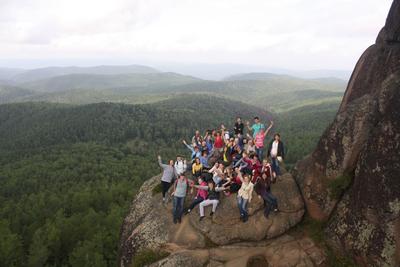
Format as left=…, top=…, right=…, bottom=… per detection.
left=0, top=95, right=338, bottom=266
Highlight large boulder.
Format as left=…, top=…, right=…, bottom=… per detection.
left=118, top=172, right=313, bottom=267
left=294, top=0, right=400, bottom=265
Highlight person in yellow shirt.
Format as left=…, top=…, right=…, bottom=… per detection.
left=192, top=157, right=203, bottom=178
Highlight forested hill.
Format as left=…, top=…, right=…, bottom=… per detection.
left=0, top=95, right=270, bottom=267
left=0, top=95, right=270, bottom=152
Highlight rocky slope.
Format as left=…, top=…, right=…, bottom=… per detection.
left=118, top=173, right=326, bottom=267
left=294, top=0, right=400, bottom=266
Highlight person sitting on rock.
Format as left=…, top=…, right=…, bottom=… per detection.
left=174, top=156, right=187, bottom=176
left=199, top=150, right=211, bottom=169
left=244, top=137, right=256, bottom=155
left=158, top=155, right=178, bottom=203
left=185, top=176, right=208, bottom=214
left=171, top=174, right=190, bottom=224
left=254, top=171, right=278, bottom=218
left=267, top=133, right=285, bottom=176
left=208, top=162, right=225, bottom=185
left=236, top=172, right=254, bottom=222
left=192, top=157, right=203, bottom=178
left=233, top=151, right=252, bottom=175
left=191, top=181, right=227, bottom=221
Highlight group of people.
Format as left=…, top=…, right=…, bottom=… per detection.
left=157, top=116, right=285, bottom=224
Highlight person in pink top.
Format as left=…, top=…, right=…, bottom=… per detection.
left=185, top=176, right=208, bottom=214
left=254, top=121, right=274, bottom=160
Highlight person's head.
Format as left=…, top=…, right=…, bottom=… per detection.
left=248, top=139, right=254, bottom=146
left=253, top=155, right=259, bottom=162
left=243, top=138, right=248, bottom=144
left=201, top=140, right=206, bottom=146
left=202, top=150, right=208, bottom=157
left=176, top=156, right=182, bottom=161
left=263, top=159, right=269, bottom=165
left=208, top=181, right=215, bottom=190
left=258, top=129, right=265, bottom=135
left=243, top=174, right=251, bottom=183
left=229, top=137, right=234, bottom=144
left=179, top=174, right=185, bottom=180
left=169, top=160, right=174, bottom=166
left=254, top=116, right=260, bottom=123
left=195, top=130, right=200, bottom=136
left=274, top=133, right=281, bottom=141
left=195, top=157, right=200, bottom=164
left=194, top=146, right=199, bottom=151
left=218, top=162, right=225, bottom=169
left=237, top=117, right=242, bottom=123
left=216, top=131, right=221, bottom=137
left=242, top=151, right=248, bottom=158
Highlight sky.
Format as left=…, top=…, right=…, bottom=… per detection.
left=0, top=0, right=393, bottom=71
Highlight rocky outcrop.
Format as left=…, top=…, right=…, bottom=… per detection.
left=118, top=172, right=325, bottom=267
left=294, top=0, right=400, bottom=265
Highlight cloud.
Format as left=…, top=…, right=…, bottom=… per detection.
left=0, top=0, right=393, bottom=70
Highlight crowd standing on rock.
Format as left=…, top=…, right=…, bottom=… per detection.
left=157, top=116, right=285, bottom=224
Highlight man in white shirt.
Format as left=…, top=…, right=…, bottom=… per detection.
left=267, top=134, right=285, bottom=176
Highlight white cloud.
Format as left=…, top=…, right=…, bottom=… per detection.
left=0, top=0, right=393, bottom=70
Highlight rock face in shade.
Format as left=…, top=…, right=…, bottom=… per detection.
left=118, top=173, right=324, bottom=267
left=294, top=0, right=400, bottom=265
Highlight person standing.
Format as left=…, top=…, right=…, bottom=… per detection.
left=246, top=116, right=265, bottom=138
left=236, top=172, right=254, bottom=222
left=174, top=156, right=187, bottom=176
left=254, top=121, right=273, bottom=160
left=171, top=174, right=189, bottom=224
left=254, top=172, right=278, bottom=218
left=234, top=117, right=244, bottom=136
left=158, top=155, right=178, bottom=203
left=267, top=133, right=285, bottom=176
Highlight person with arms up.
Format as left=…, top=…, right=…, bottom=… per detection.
left=254, top=121, right=273, bottom=160
left=246, top=116, right=265, bottom=138
left=171, top=174, right=189, bottom=224
left=158, top=155, right=178, bottom=203
left=183, top=140, right=202, bottom=161
left=267, top=133, right=285, bottom=176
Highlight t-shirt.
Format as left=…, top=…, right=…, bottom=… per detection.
left=271, top=140, right=279, bottom=157
left=251, top=123, right=265, bottom=137
left=254, top=132, right=265, bottom=148
left=174, top=179, right=188, bottom=197
left=214, top=136, right=224, bottom=149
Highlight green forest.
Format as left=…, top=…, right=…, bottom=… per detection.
left=0, top=90, right=339, bottom=266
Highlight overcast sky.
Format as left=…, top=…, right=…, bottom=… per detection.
left=0, top=0, right=393, bottom=70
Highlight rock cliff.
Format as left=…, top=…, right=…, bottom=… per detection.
left=118, top=173, right=326, bottom=267
left=294, top=0, right=400, bottom=265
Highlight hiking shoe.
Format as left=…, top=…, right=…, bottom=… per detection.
left=274, top=208, right=279, bottom=212
left=210, top=211, right=214, bottom=216
left=199, top=216, right=205, bottom=221
left=185, top=209, right=191, bottom=214
left=173, top=218, right=177, bottom=224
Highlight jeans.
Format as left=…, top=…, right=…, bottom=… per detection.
left=187, top=196, right=204, bottom=211
left=237, top=196, right=249, bottom=218
left=271, top=157, right=281, bottom=176
left=256, top=147, right=264, bottom=160
left=199, top=199, right=219, bottom=217
left=172, top=196, right=185, bottom=220
left=161, top=181, right=171, bottom=198
left=261, top=191, right=278, bottom=218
